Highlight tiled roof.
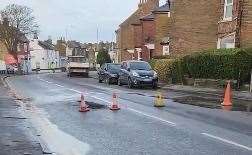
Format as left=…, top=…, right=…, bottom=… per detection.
left=38, top=41, right=55, bottom=50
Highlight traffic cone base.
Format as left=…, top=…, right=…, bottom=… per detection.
left=221, top=102, right=232, bottom=106
left=109, top=104, right=120, bottom=110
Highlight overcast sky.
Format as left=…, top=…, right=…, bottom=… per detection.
left=0, top=0, right=166, bottom=43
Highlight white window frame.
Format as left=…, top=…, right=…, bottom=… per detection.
left=223, top=0, right=233, bottom=21
left=162, top=45, right=170, bottom=55
left=217, top=33, right=236, bottom=49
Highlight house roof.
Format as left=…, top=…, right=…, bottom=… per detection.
left=67, top=41, right=82, bottom=48
left=38, top=41, right=55, bottom=50
left=153, top=2, right=170, bottom=13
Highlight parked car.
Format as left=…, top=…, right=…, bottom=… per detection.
left=118, top=60, right=158, bottom=89
left=98, top=63, right=121, bottom=84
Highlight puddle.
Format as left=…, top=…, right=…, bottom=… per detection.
left=73, top=101, right=106, bottom=109
left=127, top=92, right=146, bottom=96
left=86, top=101, right=106, bottom=109
left=173, top=96, right=252, bottom=112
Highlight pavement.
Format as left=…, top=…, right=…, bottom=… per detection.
left=0, top=77, right=44, bottom=155
left=163, top=85, right=252, bottom=101
left=90, top=70, right=252, bottom=101
left=4, top=72, right=252, bottom=155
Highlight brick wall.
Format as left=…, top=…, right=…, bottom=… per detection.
left=170, top=0, right=220, bottom=55
left=117, top=0, right=159, bottom=61
left=154, top=13, right=170, bottom=56
left=240, top=0, right=252, bottom=48
left=141, top=19, right=155, bottom=60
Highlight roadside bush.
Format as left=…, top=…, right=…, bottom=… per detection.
left=183, top=48, right=252, bottom=84
left=152, top=59, right=175, bottom=82
left=150, top=48, right=252, bottom=85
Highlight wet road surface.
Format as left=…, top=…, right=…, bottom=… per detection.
left=6, top=73, right=252, bottom=155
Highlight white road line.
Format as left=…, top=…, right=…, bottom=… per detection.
left=54, top=84, right=65, bottom=88
left=39, top=79, right=53, bottom=84
left=36, top=78, right=176, bottom=127
left=88, top=95, right=176, bottom=127
left=128, top=108, right=176, bottom=126
left=202, top=133, right=252, bottom=151
left=68, top=88, right=82, bottom=94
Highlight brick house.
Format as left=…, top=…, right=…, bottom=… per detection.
left=169, top=0, right=252, bottom=56
left=153, top=2, right=171, bottom=56
left=140, top=13, right=155, bottom=60
left=218, top=0, right=252, bottom=49
left=116, top=0, right=159, bottom=62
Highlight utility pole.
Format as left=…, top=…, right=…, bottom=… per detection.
left=96, top=27, right=99, bottom=51
left=250, top=70, right=252, bottom=93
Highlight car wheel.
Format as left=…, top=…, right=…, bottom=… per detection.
left=152, top=82, right=158, bottom=89
left=118, top=78, right=122, bottom=86
left=98, top=75, right=102, bottom=83
left=128, top=77, right=133, bottom=89
left=105, top=77, right=110, bottom=85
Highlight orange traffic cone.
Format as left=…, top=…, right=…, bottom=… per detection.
left=79, top=94, right=90, bottom=112
left=221, top=81, right=232, bottom=106
left=109, top=93, right=120, bottom=111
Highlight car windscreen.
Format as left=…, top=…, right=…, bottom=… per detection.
left=107, top=64, right=121, bottom=71
left=129, top=62, right=152, bottom=71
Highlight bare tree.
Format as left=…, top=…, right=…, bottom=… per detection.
left=0, top=4, right=38, bottom=57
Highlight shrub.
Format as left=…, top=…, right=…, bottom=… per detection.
left=182, top=48, right=252, bottom=84
left=152, top=59, right=175, bottom=82
left=150, top=48, right=252, bottom=85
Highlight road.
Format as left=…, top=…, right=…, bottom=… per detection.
left=6, top=73, right=252, bottom=155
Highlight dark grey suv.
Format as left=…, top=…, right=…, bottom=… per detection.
left=118, top=60, right=158, bottom=89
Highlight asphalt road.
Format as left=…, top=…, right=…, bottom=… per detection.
left=6, top=73, right=252, bottom=155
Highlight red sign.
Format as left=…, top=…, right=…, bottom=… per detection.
left=4, top=54, right=17, bottom=65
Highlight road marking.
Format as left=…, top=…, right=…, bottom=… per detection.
left=68, top=88, right=82, bottom=94
left=87, top=95, right=176, bottom=127
left=202, top=133, right=252, bottom=151
left=39, top=79, right=53, bottom=84
left=127, top=108, right=176, bottom=126
left=54, top=84, right=65, bottom=88
left=36, top=78, right=176, bottom=127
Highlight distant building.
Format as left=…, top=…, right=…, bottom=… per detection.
left=169, top=0, right=252, bottom=55
left=66, top=41, right=87, bottom=56
left=29, top=36, right=60, bottom=70
left=55, top=38, right=67, bottom=69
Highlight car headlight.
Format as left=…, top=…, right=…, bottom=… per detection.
left=154, top=71, right=158, bottom=78
left=132, top=71, right=140, bottom=77
left=111, top=74, right=118, bottom=77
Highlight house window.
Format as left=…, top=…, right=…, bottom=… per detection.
left=163, top=45, right=170, bottom=55
left=218, top=34, right=235, bottom=49
left=224, top=0, right=233, bottom=20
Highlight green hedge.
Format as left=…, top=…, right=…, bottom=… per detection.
left=150, top=48, right=252, bottom=84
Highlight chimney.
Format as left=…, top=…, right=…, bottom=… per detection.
left=2, top=17, right=9, bottom=26
left=138, top=0, right=145, bottom=8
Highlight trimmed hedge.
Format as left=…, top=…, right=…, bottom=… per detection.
left=150, top=48, right=252, bottom=84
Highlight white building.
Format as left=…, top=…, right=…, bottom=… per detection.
left=29, top=38, right=60, bottom=70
